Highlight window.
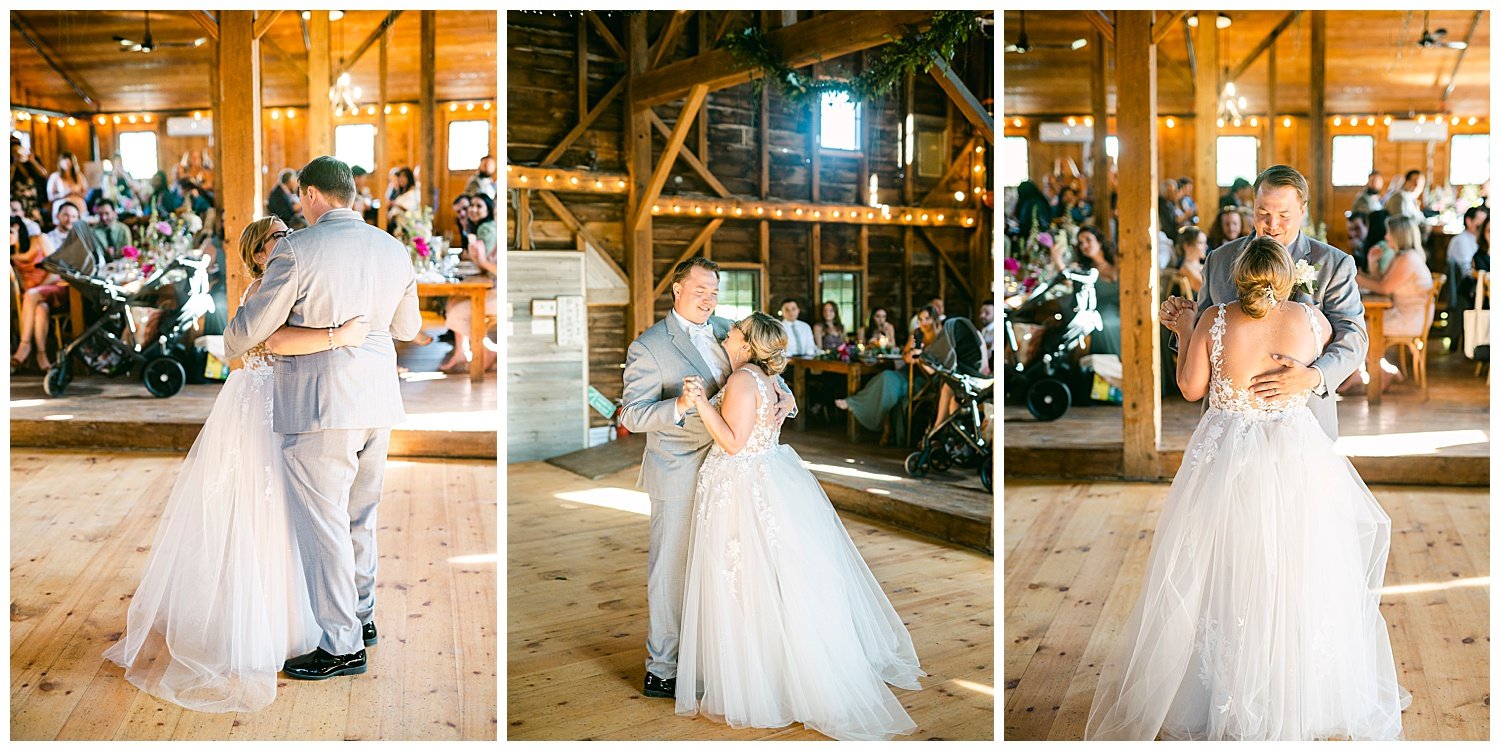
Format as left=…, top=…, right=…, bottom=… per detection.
left=119, top=131, right=159, bottom=180
left=1450, top=134, right=1490, bottom=186
left=335, top=124, right=376, bottom=173
left=1331, top=136, right=1374, bottom=187
left=818, top=272, right=860, bottom=337
left=12, top=130, right=30, bottom=154
left=448, top=119, right=491, bottom=171
left=1216, top=136, right=1258, bottom=187
left=819, top=91, right=861, bottom=151
left=1105, top=135, right=1118, bottom=160
left=1003, top=136, right=1029, bottom=188
left=716, top=270, right=759, bottom=321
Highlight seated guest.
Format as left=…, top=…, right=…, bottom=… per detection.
left=350, top=166, right=379, bottom=225
left=1219, top=177, right=1252, bottom=209
left=778, top=297, right=817, bottom=357
left=440, top=193, right=497, bottom=373
left=1206, top=205, right=1246, bottom=251
left=910, top=296, right=944, bottom=335
left=452, top=194, right=474, bottom=250
left=1014, top=180, right=1053, bottom=240
left=45, top=203, right=80, bottom=250
left=1057, top=186, right=1089, bottom=224
left=464, top=155, right=497, bottom=200
left=858, top=305, right=897, bottom=349
left=89, top=198, right=133, bottom=260
left=977, top=300, right=996, bottom=375
left=143, top=171, right=182, bottom=216
left=812, top=300, right=846, bottom=351
left=1174, top=226, right=1208, bottom=295
left=1348, top=213, right=1435, bottom=395
left=10, top=219, right=64, bottom=372
left=1155, top=195, right=1178, bottom=269
left=1351, top=171, right=1384, bottom=215
left=386, top=166, right=419, bottom=236
left=1076, top=226, right=1121, bottom=355
left=836, top=305, right=942, bottom=442
left=1448, top=206, right=1489, bottom=280
left=1176, top=176, right=1198, bottom=227
left=267, top=168, right=303, bottom=228
left=10, top=199, right=41, bottom=237
left=1346, top=211, right=1369, bottom=258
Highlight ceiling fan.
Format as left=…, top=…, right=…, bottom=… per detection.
left=1005, top=11, right=1087, bottom=54
left=1415, top=12, right=1467, bottom=51
left=114, top=11, right=208, bottom=53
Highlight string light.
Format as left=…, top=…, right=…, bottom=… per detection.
left=271, top=109, right=280, bottom=120
left=1164, top=117, right=1175, bottom=129
left=1066, top=117, right=1077, bottom=126
left=192, top=111, right=202, bottom=120
left=127, top=114, right=137, bottom=124
left=652, top=204, right=661, bottom=213
left=384, top=105, right=392, bottom=114
left=1383, top=115, right=1392, bottom=125
left=1468, top=116, right=1478, bottom=126
left=449, top=102, right=458, bottom=112
left=287, top=109, right=296, bottom=119
left=965, top=217, right=975, bottom=226
left=483, top=102, right=492, bottom=111
left=1083, top=116, right=1093, bottom=126
left=1283, top=117, right=1292, bottom=128
left=97, top=116, right=107, bottom=125
left=1417, top=114, right=1426, bottom=124
left=1011, top=117, right=1022, bottom=128
left=466, top=102, right=475, bottom=111
left=594, top=180, right=603, bottom=188
left=38, top=114, right=48, bottom=124
left=1365, top=116, right=1373, bottom=126
left=569, top=176, right=578, bottom=185
left=367, top=105, right=376, bottom=115
left=1333, top=116, right=1341, bottom=126
left=734, top=207, right=743, bottom=216
left=544, top=174, right=554, bottom=183
left=113, top=115, right=122, bottom=124
left=518, top=175, right=528, bottom=183
left=66, top=117, right=75, bottom=126
left=673, top=205, right=681, bottom=213
left=399, top=104, right=409, bottom=115
left=143, top=114, right=151, bottom=123
left=616, top=180, right=626, bottom=188
left=1451, top=115, right=1460, bottom=126
left=936, top=213, right=944, bottom=222
left=1249, top=117, right=1258, bottom=127
left=1216, top=117, right=1225, bottom=128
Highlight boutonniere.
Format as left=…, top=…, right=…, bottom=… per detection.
left=1293, top=259, right=1320, bottom=295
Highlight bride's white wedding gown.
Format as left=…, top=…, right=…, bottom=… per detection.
left=103, top=341, right=319, bottom=712
left=675, top=367, right=924, bottom=741
left=1086, top=303, right=1409, bottom=740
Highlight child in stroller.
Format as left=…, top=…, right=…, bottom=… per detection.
left=905, top=315, right=994, bottom=491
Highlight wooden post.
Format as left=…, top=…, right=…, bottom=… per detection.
left=219, top=11, right=263, bottom=327
left=208, top=34, right=224, bottom=219
left=1089, top=30, right=1109, bottom=224
left=626, top=14, right=654, bottom=338
left=759, top=78, right=770, bottom=314
left=1192, top=12, right=1217, bottom=213
left=1309, top=10, right=1327, bottom=226
left=420, top=11, right=437, bottom=212
left=1266, top=41, right=1277, bottom=166
left=810, top=81, right=822, bottom=310
left=306, top=11, right=331, bottom=157
left=376, top=24, right=389, bottom=230
left=903, top=70, right=915, bottom=321
left=1115, top=11, right=1161, bottom=479
left=577, top=14, right=589, bottom=121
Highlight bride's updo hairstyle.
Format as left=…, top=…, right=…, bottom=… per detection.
left=236, top=217, right=278, bottom=278
left=735, top=311, right=790, bottom=376
left=1231, top=235, right=1295, bottom=319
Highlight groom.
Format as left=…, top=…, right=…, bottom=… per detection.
left=1161, top=164, right=1368, bottom=439
left=225, top=155, right=422, bottom=679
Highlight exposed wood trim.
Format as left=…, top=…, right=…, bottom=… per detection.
left=1083, top=10, right=1115, bottom=46
left=632, top=10, right=934, bottom=108
left=420, top=11, right=437, bottom=209
left=516, top=190, right=533, bottom=249
left=376, top=27, right=388, bottom=231
left=1091, top=30, right=1110, bottom=227
left=507, top=165, right=629, bottom=193
left=587, top=11, right=627, bottom=61
left=758, top=83, right=770, bottom=199
left=758, top=220, right=770, bottom=314
left=1309, top=10, right=1327, bottom=225
left=1267, top=41, right=1277, bottom=164
left=651, top=219, right=724, bottom=297
left=535, top=190, right=628, bottom=283
left=648, top=111, right=730, bottom=198
left=1151, top=10, right=1187, bottom=46
left=540, top=77, right=625, bottom=166
left=629, top=84, right=710, bottom=233
left=252, top=10, right=282, bottom=41
left=261, top=35, right=307, bottom=81
left=626, top=13, right=654, bottom=339
left=333, top=11, right=404, bottom=83
left=188, top=11, right=220, bottom=42
left=218, top=11, right=261, bottom=341
left=306, top=11, right=332, bottom=157
left=649, top=10, right=693, bottom=69
left=915, top=228, right=975, bottom=298
left=1441, top=11, right=1483, bottom=106
left=646, top=197, right=979, bottom=227
left=696, top=16, right=709, bottom=174
left=577, top=15, right=589, bottom=120
left=712, top=10, right=738, bottom=43
left=928, top=53, right=993, bottom=144
left=10, top=14, right=100, bottom=107
left=1193, top=17, right=1217, bottom=220
left=1227, top=11, right=1300, bottom=83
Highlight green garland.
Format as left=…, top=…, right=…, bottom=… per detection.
left=717, top=12, right=982, bottom=107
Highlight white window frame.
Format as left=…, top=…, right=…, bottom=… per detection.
left=334, top=123, right=377, bottom=173
left=1216, top=136, right=1258, bottom=188
left=1003, top=136, right=1029, bottom=188
left=447, top=119, right=491, bottom=171
left=119, top=130, right=160, bottom=181
left=1331, top=135, right=1375, bottom=187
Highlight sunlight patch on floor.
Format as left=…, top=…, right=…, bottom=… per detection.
left=556, top=487, right=651, bottom=516
left=1333, top=429, right=1489, bottom=457
left=1380, top=576, right=1489, bottom=597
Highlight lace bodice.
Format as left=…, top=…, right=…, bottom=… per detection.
left=706, top=367, right=783, bottom=459
left=1206, top=302, right=1321, bottom=416
left=236, top=284, right=273, bottom=372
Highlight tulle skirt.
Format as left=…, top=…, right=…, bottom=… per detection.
left=103, top=367, right=320, bottom=712
left=1085, top=406, right=1410, bottom=740
left=676, top=444, right=924, bottom=741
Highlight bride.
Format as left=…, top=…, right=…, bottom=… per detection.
left=1085, top=236, right=1408, bottom=740
left=103, top=216, right=372, bottom=712
left=673, top=311, right=924, bottom=741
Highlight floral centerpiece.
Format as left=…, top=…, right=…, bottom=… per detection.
left=397, top=206, right=449, bottom=281
left=122, top=208, right=199, bottom=279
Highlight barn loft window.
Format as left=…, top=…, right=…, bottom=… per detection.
left=716, top=269, right=759, bottom=321
left=1215, top=136, right=1258, bottom=188
left=334, top=124, right=376, bottom=173
left=1003, top=136, right=1028, bottom=188
left=819, top=271, right=860, bottom=334
left=448, top=119, right=491, bottom=171
left=1450, top=134, right=1490, bottom=186
left=118, top=131, right=159, bottom=181
left=1331, top=135, right=1375, bottom=187
left=819, top=91, right=861, bottom=151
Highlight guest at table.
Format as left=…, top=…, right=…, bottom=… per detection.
left=45, top=203, right=80, bottom=250
left=1449, top=207, right=1490, bottom=352
left=1057, top=186, right=1089, bottom=224
left=1351, top=213, right=1434, bottom=394
left=10, top=219, right=62, bottom=372
left=1076, top=226, right=1121, bottom=356
left=1155, top=196, right=1178, bottom=269
left=1174, top=226, right=1207, bottom=296
left=267, top=168, right=302, bottom=228
left=1014, top=180, right=1053, bottom=241
left=910, top=296, right=945, bottom=335
left=813, top=300, right=846, bottom=351
left=835, top=305, right=942, bottom=442
left=386, top=166, right=419, bottom=236
left=1384, top=170, right=1425, bottom=225
left=1205, top=206, right=1244, bottom=252
left=142, top=171, right=180, bottom=216
left=11, top=138, right=49, bottom=232
left=47, top=151, right=88, bottom=216
left=1345, top=210, right=1369, bottom=259
left=778, top=298, right=817, bottom=357
left=1351, top=171, right=1385, bottom=215
left=439, top=193, right=497, bottom=373
left=172, top=149, right=214, bottom=194
left=1175, top=176, right=1199, bottom=227
left=858, top=305, right=897, bottom=350
left=89, top=198, right=133, bottom=260
left=1448, top=206, right=1489, bottom=280
left=451, top=193, right=475, bottom=250
left=1219, top=177, right=1252, bottom=210
left=464, top=155, right=497, bottom=201
left=10, top=199, right=41, bottom=238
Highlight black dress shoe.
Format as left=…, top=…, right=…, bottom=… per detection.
left=642, top=672, right=675, bottom=698
left=283, top=648, right=368, bottom=680
left=363, top=621, right=378, bottom=647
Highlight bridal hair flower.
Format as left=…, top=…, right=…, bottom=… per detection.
left=1262, top=285, right=1278, bottom=308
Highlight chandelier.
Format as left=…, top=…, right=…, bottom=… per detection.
left=1214, top=15, right=1246, bottom=126
left=330, top=72, right=363, bottom=116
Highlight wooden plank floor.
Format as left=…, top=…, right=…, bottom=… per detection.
left=1003, top=480, right=1489, bottom=741
left=10, top=450, right=497, bottom=741
left=507, top=461, right=995, bottom=740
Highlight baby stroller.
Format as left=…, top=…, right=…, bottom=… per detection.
left=40, top=224, right=216, bottom=398
left=1003, top=267, right=1100, bottom=421
left=904, top=316, right=994, bottom=492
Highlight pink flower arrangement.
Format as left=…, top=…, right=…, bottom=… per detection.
left=1004, top=256, right=1021, bottom=274
left=1036, top=232, right=1054, bottom=249
left=122, top=245, right=140, bottom=260
left=155, top=221, right=173, bottom=236
left=413, top=236, right=431, bottom=258
left=141, top=263, right=156, bottom=276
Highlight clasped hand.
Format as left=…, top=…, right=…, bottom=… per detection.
left=678, top=376, right=707, bottom=413
left=1159, top=296, right=1196, bottom=337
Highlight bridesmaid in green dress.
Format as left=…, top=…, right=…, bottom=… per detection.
left=1077, top=226, right=1121, bottom=356
left=835, top=305, right=942, bottom=439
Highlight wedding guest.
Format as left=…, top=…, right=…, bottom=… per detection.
left=98, top=153, right=142, bottom=215
left=439, top=193, right=497, bottom=373
left=89, top=197, right=133, bottom=259
left=858, top=305, right=897, bottom=349
left=143, top=171, right=181, bottom=216
left=1014, top=180, right=1053, bottom=240
left=10, top=199, right=41, bottom=237
left=1040, top=174, right=1060, bottom=207
left=813, top=300, right=846, bottom=351
left=1176, top=176, right=1198, bottom=226
left=1058, top=186, right=1089, bottom=223
left=1449, top=207, right=1489, bottom=351
left=1077, top=226, right=1121, bottom=355
left=1174, top=226, right=1208, bottom=295
left=1447, top=205, right=1488, bottom=279
left=386, top=166, right=419, bottom=235
left=1349, top=213, right=1433, bottom=395
left=172, top=149, right=214, bottom=193
left=1206, top=205, right=1246, bottom=250
left=1346, top=211, right=1369, bottom=257
left=45, top=203, right=80, bottom=249
left=452, top=194, right=474, bottom=249
left=10, top=138, right=49, bottom=231
left=778, top=298, right=817, bottom=357
left=464, top=155, right=497, bottom=200
left=910, top=297, right=945, bottom=334
left=1383, top=170, right=1425, bottom=224
left=1351, top=171, right=1384, bottom=215
left=267, top=169, right=302, bottom=228
left=1219, top=177, right=1252, bottom=210
left=10, top=219, right=63, bottom=372
left=836, top=305, right=942, bottom=442
left=978, top=300, right=996, bottom=375
left=350, top=166, right=379, bottom=225
left=1154, top=196, right=1179, bottom=269
left=47, top=151, right=89, bottom=216
left=1362, top=208, right=1393, bottom=274
left=1159, top=179, right=1180, bottom=225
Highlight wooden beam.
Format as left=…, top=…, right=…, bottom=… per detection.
left=1192, top=15, right=1217, bottom=221
left=1083, top=10, right=1115, bottom=46
left=712, top=10, right=738, bottom=43
left=1151, top=10, right=1187, bottom=46
left=1267, top=40, right=1277, bottom=165
left=1227, top=12, right=1300, bottom=83
left=420, top=11, right=437, bottom=210
left=535, top=190, right=628, bottom=283
left=928, top=53, right=994, bottom=144
left=577, top=15, right=589, bottom=120
left=1309, top=10, right=1327, bottom=225
left=306, top=11, right=332, bottom=156
left=629, top=84, right=709, bottom=233
left=626, top=14, right=654, bottom=339
left=1090, top=30, right=1110, bottom=226
left=652, top=219, right=724, bottom=297
left=332, top=12, right=404, bottom=82
left=915, top=228, right=975, bottom=298
left=649, top=11, right=692, bottom=69
left=919, top=136, right=979, bottom=206
left=517, top=191, right=533, bottom=249
left=377, top=26, right=388, bottom=231
left=1115, top=11, right=1161, bottom=479
left=648, top=111, right=730, bottom=197
left=646, top=196, right=977, bottom=227
left=540, top=77, right=625, bottom=166
left=10, top=14, right=100, bottom=107
left=218, top=11, right=262, bottom=336
left=252, top=10, right=282, bottom=41
left=587, top=11, right=627, bottom=60
left=1440, top=11, right=1483, bottom=106
left=208, top=39, right=224, bottom=221
left=632, top=10, right=934, bottom=108
left=507, top=165, right=629, bottom=193
left=696, top=16, right=710, bottom=174
left=261, top=35, right=307, bottom=81
left=187, top=11, right=220, bottom=42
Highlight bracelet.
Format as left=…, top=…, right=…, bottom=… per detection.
left=328, top=327, right=336, bottom=349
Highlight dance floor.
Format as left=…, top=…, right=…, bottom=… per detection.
left=10, top=450, right=497, bottom=741
left=1002, top=479, right=1489, bottom=741
left=507, top=461, right=995, bottom=740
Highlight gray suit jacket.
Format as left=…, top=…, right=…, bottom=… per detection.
left=1196, top=231, right=1368, bottom=438
left=225, top=208, right=422, bottom=434
left=619, top=313, right=734, bottom=502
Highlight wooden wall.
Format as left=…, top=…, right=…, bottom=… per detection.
left=507, top=251, right=589, bottom=463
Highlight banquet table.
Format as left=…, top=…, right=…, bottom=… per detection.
left=417, top=279, right=492, bottom=382
left=1360, top=292, right=1393, bottom=404
left=787, top=355, right=903, bottom=442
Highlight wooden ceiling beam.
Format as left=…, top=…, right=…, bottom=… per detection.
left=10, top=14, right=101, bottom=108
left=1151, top=10, right=1187, bottom=46
left=188, top=11, right=220, bottom=42
left=540, top=76, right=626, bottom=165
left=586, top=12, right=628, bottom=60
left=508, top=165, right=629, bottom=193
left=333, top=11, right=404, bottom=83
left=647, top=110, right=731, bottom=198
left=632, top=10, right=934, bottom=108
left=534, top=190, right=629, bottom=284
left=643, top=196, right=980, bottom=228
left=928, top=53, right=994, bottom=143
left=1227, top=11, right=1300, bottom=82
left=711, top=10, right=738, bottom=43
left=1441, top=11, right=1484, bottom=106
left=630, top=83, right=709, bottom=232
left=252, top=10, right=282, bottom=41
left=1083, top=11, right=1115, bottom=46
left=649, top=10, right=693, bottom=69
left=262, top=33, right=308, bottom=82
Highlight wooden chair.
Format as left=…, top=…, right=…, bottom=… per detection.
left=1166, top=272, right=1196, bottom=301
left=9, top=270, right=72, bottom=356
left=1385, top=273, right=1445, bottom=400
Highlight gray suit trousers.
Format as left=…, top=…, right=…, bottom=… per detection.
left=646, top=493, right=692, bottom=680
left=281, top=428, right=390, bottom=656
